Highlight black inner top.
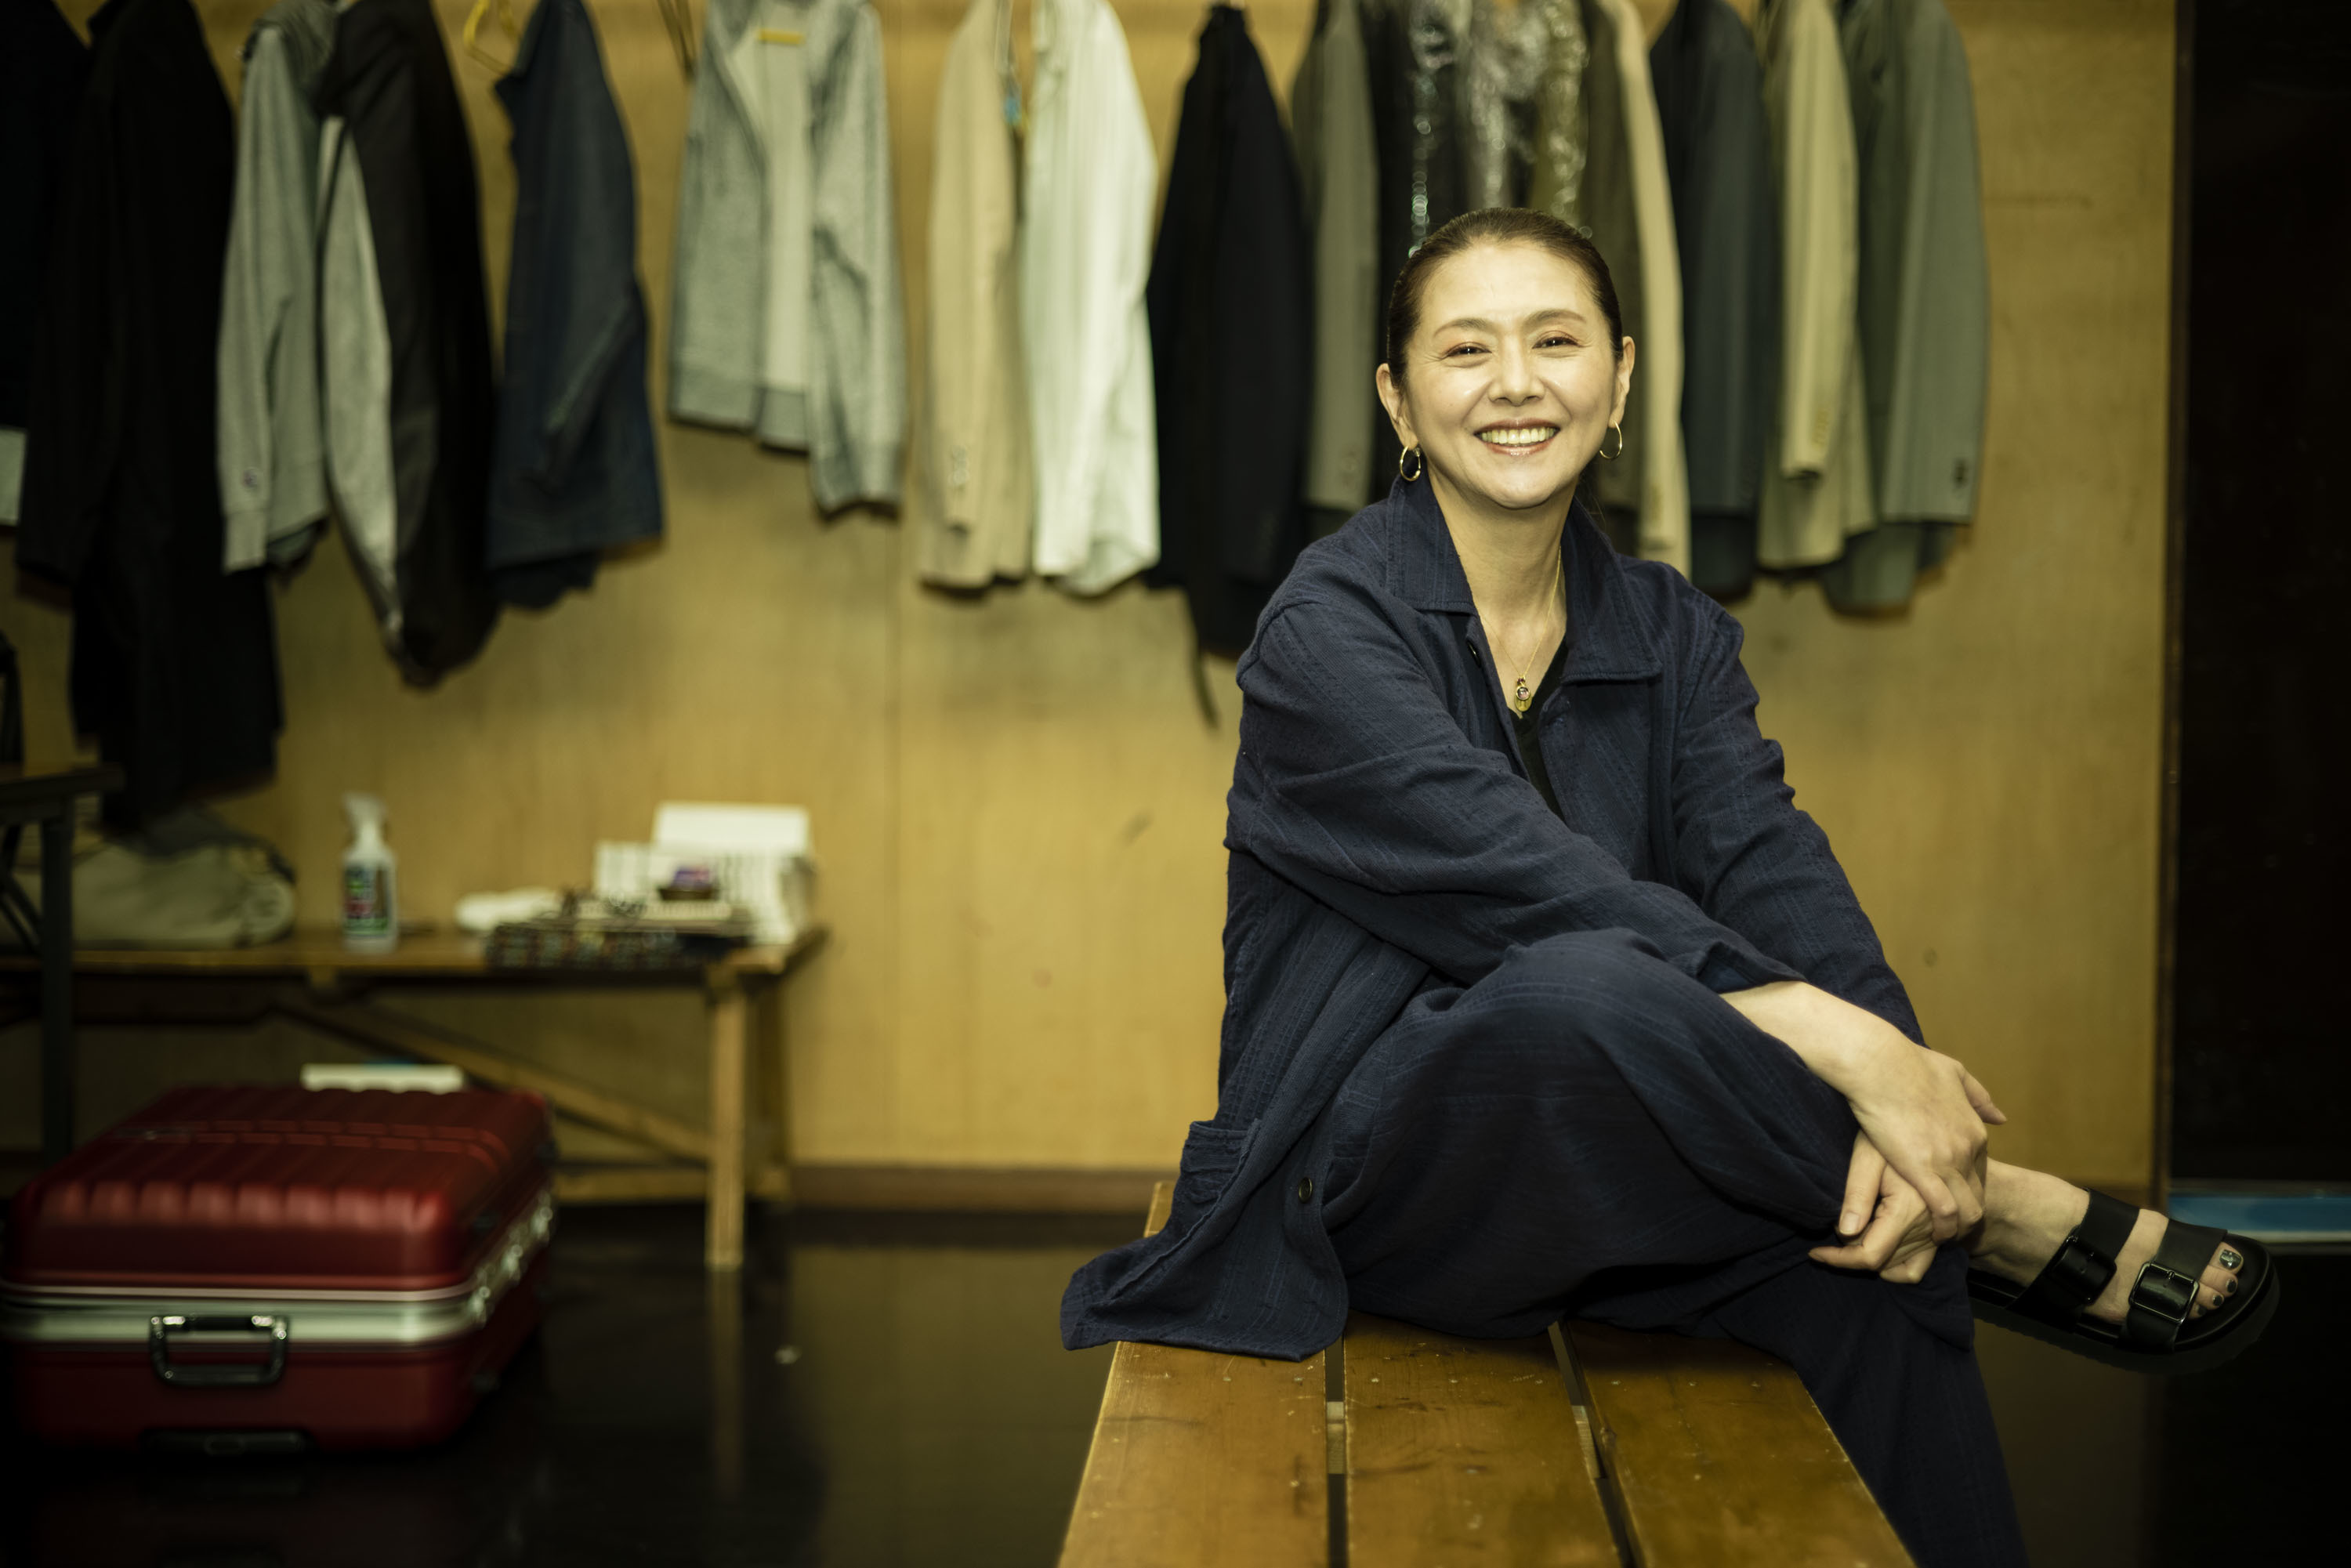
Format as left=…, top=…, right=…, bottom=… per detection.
left=1511, top=634, right=1572, bottom=821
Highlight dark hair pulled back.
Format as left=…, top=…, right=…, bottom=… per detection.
left=1383, top=208, right=1626, bottom=385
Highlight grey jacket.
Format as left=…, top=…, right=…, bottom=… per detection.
left=1291, top=0, right=1380, bottom=518
left=1824, top=0, right=1987, bottom=610
left=216, top=0, right=335, bottom=571
left=1846, top=0, right=1985, bottom=523
left=670, top=0, right=905, bottom=512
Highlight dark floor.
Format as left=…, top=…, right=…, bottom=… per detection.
left=0, top=1207, right=2337, bottom=1567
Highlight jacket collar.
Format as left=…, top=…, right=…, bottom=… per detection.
left=1383, top=476, right=1665, bottom=683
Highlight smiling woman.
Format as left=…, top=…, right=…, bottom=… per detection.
left=1061, top=210, right=2280, bottom=1568
left=1375, top=212, right=1636, bottom=715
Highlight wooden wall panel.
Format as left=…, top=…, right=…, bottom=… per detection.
left=2, top=0, right=2171, bottom=1190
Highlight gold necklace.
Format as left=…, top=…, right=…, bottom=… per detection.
left=1492, top=552, right=1566, bottom=715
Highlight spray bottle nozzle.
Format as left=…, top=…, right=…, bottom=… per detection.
left=344, top=793, right=388, bottom=846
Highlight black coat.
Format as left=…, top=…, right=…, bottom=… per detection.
left=0, top=0, right=90, bottom=462
left=15, top=0, right=281, bottom=823
left=1360, top=0, right=1469, bottom=491
left=1651, top=0, right=1780, bottom=594
left=486, top=0, right=662, bottom=608
left=316, top=0, right=499, bottom=678
left=1063, top=479, right=1914, bottom=1358
left=1143, top=5, right=1312, bottom=656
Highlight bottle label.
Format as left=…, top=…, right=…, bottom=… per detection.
left=344, top=864, right=389, bottom=936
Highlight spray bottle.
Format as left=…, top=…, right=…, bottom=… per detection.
left=342, top=794, right=399, bottom=954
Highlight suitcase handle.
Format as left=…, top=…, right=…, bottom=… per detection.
left=148, top=1314, right=290, bottom=1388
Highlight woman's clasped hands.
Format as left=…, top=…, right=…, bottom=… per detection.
left=1721, top=981, right=2008, bottom=1285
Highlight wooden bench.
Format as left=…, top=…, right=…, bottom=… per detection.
left=0, top=926, right=825, bottom=1269
left=1060, top=1183, right=1914, bottom=1568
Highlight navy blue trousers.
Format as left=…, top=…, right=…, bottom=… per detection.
left=1318, top=930, right=2030, bottom=1568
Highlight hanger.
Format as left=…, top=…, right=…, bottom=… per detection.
left=461, top=0, right=522, bottom=74
left=657, top=0, right=698, bottom=77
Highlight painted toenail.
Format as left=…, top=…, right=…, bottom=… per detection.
left=2225, top=1276, right=2238, bottom=1295
left=2219, top=1246, right=2243, bottom=1271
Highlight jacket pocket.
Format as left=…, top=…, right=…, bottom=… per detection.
left=1166, top=1119, right=1259, bottom=1234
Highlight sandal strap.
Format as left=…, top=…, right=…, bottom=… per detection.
left=2123, top=1217, right=2227, bottom=1352
left=2012, top=1188, right=2136, bottom=1324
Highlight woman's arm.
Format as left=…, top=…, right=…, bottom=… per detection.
left=1724, top=979, right=2004, bottom=1240
left=1233, top=584, right=1802, bottom=994
left=1668, top=600, right=1922, bottom=1037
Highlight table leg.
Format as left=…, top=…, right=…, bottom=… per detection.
left=753, top=976, right=794, bottom=1203
left=39, top=808, right=73, bottom=1163
left=705, top=973, right=748, bottom=1270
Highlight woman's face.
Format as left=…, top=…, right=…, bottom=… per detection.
left=1376, top=241, right=1634, bottom=520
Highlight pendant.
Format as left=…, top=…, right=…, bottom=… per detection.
left=1513, top=677, right=1531, bottom=712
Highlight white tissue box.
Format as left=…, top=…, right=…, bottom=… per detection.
left=592, top=802, right=813, bottom=945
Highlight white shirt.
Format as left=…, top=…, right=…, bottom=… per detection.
left=1021, top=0, right=1160, bottom=595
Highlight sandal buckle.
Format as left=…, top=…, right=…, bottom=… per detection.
left=2129, top=1261, right=2198, bottom=1327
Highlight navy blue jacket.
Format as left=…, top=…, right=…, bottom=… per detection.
left=487, top=0, right=661, bottom=608
left=1061, top=476, right=1917, bottom=1358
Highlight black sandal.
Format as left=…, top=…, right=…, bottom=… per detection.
left=1967, top=1188, right=2281, bottom=1375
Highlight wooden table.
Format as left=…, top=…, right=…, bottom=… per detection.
left=0, top=761, right=125, bottom=1164
left=0, top=925, right=825, bottom=1269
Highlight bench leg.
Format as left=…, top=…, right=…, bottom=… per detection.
left=705, top=973, right=748, bottom=1270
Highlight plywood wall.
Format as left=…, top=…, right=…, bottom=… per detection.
left=2, top=0, right=2172, bottom=1191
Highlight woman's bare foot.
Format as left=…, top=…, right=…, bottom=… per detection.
left=1968, top=1161, right=2243, bottom=1321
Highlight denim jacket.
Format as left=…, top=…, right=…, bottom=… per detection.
left=1061, top=477, right=1916, bottom=1359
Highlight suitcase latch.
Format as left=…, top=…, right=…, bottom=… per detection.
left=148, top=1314, right=290, bottom=1388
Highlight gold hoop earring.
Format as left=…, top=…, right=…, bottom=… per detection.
left=1397, top=445, right=1425, bottom=483
left=1597, top=424, right=1624, bottom=462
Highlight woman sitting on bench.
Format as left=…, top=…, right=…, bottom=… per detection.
left=1061, top=208, right=2278, bottom=1568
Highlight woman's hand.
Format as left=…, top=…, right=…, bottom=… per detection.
left=1810, top=1133, right=1941, bottom=1284
left=1722, top=981, right=2005, bottom=1243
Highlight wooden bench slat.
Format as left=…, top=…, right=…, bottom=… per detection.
left=1563, top=1321, right=1916, bottom=1568
left=1345, top=1312, right=1620, bottom=1568
left=1057, top=1183, right=1331, bottom=1568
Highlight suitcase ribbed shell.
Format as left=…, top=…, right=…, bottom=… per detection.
left=4, top=1085, right=551, bottom=1293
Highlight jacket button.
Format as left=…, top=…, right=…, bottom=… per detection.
left=1296, top=1176, right=1314, bottom=1204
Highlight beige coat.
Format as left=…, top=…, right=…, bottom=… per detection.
left=916, top=0, right=1032, bottom=587
left=1755, top=0, right=1875, bottom=569
left=1595, top=0, right=1689, bottom=576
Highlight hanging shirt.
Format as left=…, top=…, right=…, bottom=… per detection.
left=1755, top=0, right=1876, bottom=572
left=1824, top=0, right=1988, bottom=611
left=1143, top=4, right=1313, bottom=654
left=1594, top=0, right=1690, bottom=577
left=314, top=0, right=500, bottom=679
left=15, top=0, right=281, bottom=823
left=1526, top=0, right=1591, bottom=229
left=0, top=0, right=89, bottom=526
left=1650, top=0, right=1780, bottom=597
left=917, top=0, right=1032, bottom=588
left=1291, top=0, right=1381, bottom=522
left=487, top=0, right=663, bottom=608
left=216, top=0, right=335, bottom=574
left=1023, top=0, right=1160, bottom=595
left=670, top=0, right=906, bottom=514
left=1460, top=0, right=1552, bottom=209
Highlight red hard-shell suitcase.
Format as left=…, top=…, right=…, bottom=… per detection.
left=1, top=1085, right=555, bottom=1452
